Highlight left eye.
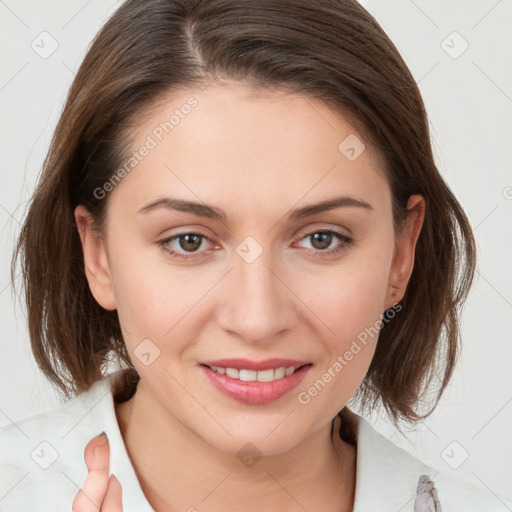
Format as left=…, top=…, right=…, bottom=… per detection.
left=295, top=229, right=353, bottom=255
left=159, top=229, right=353, bottom=260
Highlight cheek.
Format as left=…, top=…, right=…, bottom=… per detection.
left=108, top=245, right=211, bottom=360
left=298, top=241, right=393, bottom=343
left=294, top=242, right=393, bottom=385
left=292, top=268, right=391, bottom=425
left=106, top=245, right=168, bottom=337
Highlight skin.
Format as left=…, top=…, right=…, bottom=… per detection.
left=73, top=81, right=424, bottom=511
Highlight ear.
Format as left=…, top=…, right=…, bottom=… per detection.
left=384, top=194, right=425, bottom=310
left=74, top=205, right=117, bottom=310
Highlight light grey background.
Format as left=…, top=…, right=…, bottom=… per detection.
left=1, top=0, right=511, bottom=501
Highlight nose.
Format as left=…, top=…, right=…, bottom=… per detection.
left=217, top=245, right=297, bottom=346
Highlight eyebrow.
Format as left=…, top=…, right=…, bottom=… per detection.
left=138, top=195, right=373, bottom=222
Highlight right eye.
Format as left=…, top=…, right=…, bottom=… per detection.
left=159, top=232, right=217, bottom=260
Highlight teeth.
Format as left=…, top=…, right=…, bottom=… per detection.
left=256, top=369, right=275, bottom=382
left=239, top=369, right=257, bottom=381
left=225, top=367, right=239, bottom=379
left=209, top=365, right=299, bottom=382
left=274, top=367, right=285, bottom=379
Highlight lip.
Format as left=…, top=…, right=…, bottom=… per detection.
left=199, top=362, right=313, bottom=405
left=200, top=358, right=310, bottom=371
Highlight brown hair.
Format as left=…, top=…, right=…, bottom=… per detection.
left=12, top=0, right=476, bottom=425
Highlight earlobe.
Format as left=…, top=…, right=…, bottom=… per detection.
left=74, top=206, right=117, bottom=311
left=384, top=194, right=425, bottom=309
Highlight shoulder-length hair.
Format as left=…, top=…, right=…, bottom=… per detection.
left=12, top=0, right=475, bottom=426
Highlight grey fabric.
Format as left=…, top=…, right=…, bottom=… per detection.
left=414, top=475, right=443, bottom=511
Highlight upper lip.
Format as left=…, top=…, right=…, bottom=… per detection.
left=200, top=358, right=311, bottom=371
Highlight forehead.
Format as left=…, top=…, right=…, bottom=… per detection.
left=109, top=82, right=389, bottom=220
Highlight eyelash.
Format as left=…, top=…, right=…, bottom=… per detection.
left=158, top=228, right=353, bottom=261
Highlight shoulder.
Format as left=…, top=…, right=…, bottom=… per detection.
left=0, top=376, right=114, bottom=510
left=339, top=408, right=512, bottom=511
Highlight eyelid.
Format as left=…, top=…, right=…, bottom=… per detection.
left=160, top=230, right=217, bottom=249
left=295, top=223, right=352, bottom=239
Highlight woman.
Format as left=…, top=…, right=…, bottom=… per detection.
left=1, top=0, right=510, bottom=510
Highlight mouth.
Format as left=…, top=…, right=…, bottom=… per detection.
left=198, top=360, right=313, bottom=405
left=200, top=363, right=310, bottom=382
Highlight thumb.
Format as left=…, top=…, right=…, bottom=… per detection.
left=72, top=432, right=111, bottom=512
left=101, top=473, right=123, bottom=511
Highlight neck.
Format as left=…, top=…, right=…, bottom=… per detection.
left=114, top=376, right=356, bottom=512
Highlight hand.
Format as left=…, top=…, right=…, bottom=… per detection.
left=72, top=432, right=123, bottom=511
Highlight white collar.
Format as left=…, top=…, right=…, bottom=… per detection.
left=333, top=408, right=435, bottom=511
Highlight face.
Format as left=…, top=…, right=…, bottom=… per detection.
left=76, top=81, right=423, bottom=456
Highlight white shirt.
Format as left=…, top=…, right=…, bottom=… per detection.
left=1, top=370, right=510, bottom=511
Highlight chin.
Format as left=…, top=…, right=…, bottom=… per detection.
left=191, top=417, right=306, bottom=459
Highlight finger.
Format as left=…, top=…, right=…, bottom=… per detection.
left=72, top=433, right=110, bottom=512
left=100, top=474, right=123, bottom=512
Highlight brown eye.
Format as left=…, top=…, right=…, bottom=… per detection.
left=309, top=232, right=334, bottom=250
left=159, top=232, right=214, bottom=260
left=177, top=234, right=203, bottom=252
left=296, top=229, right=353, bottom=256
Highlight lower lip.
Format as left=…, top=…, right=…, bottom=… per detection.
left=199, top=364, right=312, bottom=405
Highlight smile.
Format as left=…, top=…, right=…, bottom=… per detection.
left=199, top=362, right=313, bottom=405
left=206, top=365, right=300, bottom=382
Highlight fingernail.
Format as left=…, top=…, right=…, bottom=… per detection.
left=97, top=431, right=109, bottom=446
left=93, top=432, right=109, bottom=460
